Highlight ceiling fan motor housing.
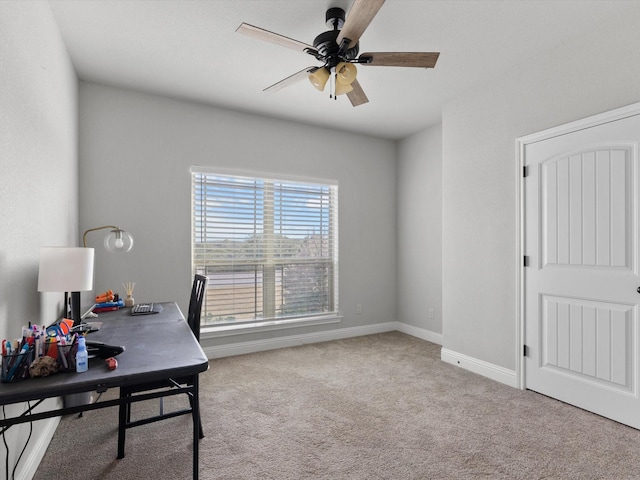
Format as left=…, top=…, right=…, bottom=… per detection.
left=325, top=7, right=345, bottom=29
left=313, top=8, right=359, bottom=68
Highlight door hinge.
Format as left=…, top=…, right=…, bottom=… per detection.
left=523, top=165, right=529, bottom=178
left=523, top=255, right=530, bottom=267
left=523, top=345, right=529, bottom=357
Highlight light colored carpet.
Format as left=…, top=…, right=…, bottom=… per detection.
left=34, top=332, right=640, bottom=479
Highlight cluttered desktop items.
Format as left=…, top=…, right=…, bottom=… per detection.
left=1, top=320, right=125, bottom=382
left=91, top=289, right=161, bottom=315
left=1, top=288, right=131, bottom=382
left=1, top=286, right=163, bottom=382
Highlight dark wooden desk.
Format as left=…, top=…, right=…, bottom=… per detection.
left=0, top=302, right=209, bottom=480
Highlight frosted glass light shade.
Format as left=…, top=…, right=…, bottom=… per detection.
left=38, top=247, right=95, bottom=292
left=104, top=228, right=134, bottom=253
left=83, top=225, right=134, bottom=253
left=309, top=68, right=330, bottom=91
left=336, top=62, right=357, bottom=85
left=335, top=82, right=353, bottom=95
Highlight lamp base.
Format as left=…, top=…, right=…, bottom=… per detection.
left=66, top=291, right=83, bottom=326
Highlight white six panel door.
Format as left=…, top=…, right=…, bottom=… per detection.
left=524, top=112, right=640, bottom=428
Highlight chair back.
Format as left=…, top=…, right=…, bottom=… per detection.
left=187, top=274, right=208, bottom=341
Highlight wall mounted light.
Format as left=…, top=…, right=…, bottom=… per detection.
left=83, top=225, right=134, bottom=253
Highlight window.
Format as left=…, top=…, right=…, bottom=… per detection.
left=192, top=169, right=338, bottom=327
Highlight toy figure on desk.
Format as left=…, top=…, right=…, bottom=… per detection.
left=96, top=289, right=115, bottom=303
left=93, top=289, right=124, bottom=313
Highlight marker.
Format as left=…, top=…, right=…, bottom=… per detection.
left=58, top=340, right=69, bottom=370
left=6, top=344, right=29, bottom=382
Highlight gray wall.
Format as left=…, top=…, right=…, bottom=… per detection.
left=397, top=124, right=442, bottom=335
left=0, top=0, right=78, bottom=476
left=78, top=82, right=398, bottom=349
left=441, top=10, right=640, bottom=371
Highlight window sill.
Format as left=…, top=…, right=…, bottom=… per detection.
left=200, top=314, right=343, bottom=338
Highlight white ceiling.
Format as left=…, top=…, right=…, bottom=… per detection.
left=48, top=0, right=640, bottom=140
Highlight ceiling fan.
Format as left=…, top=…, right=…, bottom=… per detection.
left=236, top=0, right=439, bottom=107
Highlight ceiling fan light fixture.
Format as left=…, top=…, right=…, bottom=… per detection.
left=336, top=62, right=357, bottom=85
left=334, top=81, right=353, bottom=96
left=309, top=67, right=330, bottom=91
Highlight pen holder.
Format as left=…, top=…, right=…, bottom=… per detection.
left=1, top=347, right=34, bottom=383
left=57, top=343, right=77, bottom=373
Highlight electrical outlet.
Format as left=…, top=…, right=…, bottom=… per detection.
left=428, top=308, right=435, bottom=319
left=356, top=304, right=362, bottom=314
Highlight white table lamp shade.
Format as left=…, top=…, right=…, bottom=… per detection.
left=38, top=247, right=95, bottom=292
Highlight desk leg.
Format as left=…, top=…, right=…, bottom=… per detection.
left=192, top=374, right=200, bottom=480
left=117, top=389, right=127, bottom=459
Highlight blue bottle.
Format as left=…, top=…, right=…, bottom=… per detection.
left=76, top=337, right=88, bottom=373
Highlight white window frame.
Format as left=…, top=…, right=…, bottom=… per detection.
left=191, top=167, right=340, bottom=334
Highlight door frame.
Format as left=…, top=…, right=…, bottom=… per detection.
left=515, top=101, right=640, bottom=390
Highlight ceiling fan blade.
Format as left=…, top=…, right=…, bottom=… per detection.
left=337, top=0, right=385, bottom=49
left=236, top=23, right=317, bottom=55
left=264, top=67, right=319, bottom=92
left=347, top=79, right=369, bottom=107
left=359, top=52, right=440, bottom=68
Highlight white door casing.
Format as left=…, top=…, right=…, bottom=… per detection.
left=519, top=105, right=640, bottom=428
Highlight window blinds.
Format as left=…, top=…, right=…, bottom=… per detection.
left=192, top=171, right=338, bottom=326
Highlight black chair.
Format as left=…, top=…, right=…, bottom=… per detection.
left=117, top=274, right=208, bottom=459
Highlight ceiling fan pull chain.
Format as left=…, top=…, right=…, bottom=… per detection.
left=330, top=72, right=334, bottom=99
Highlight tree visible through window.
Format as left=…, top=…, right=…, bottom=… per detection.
left=191, top=170, right=338, bottom=326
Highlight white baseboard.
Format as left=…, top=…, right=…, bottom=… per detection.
left=395, top=322, right=443, bottom=345
left=206, top=324, right=515, bottom=388
left=205, top=322, right=397, bottom=358
left=441, top=348, right=517, bottom=387
left=204, top=321, right=443, bottom=359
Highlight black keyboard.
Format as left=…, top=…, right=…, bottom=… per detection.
left=131, top=303, right=163, bottom=315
